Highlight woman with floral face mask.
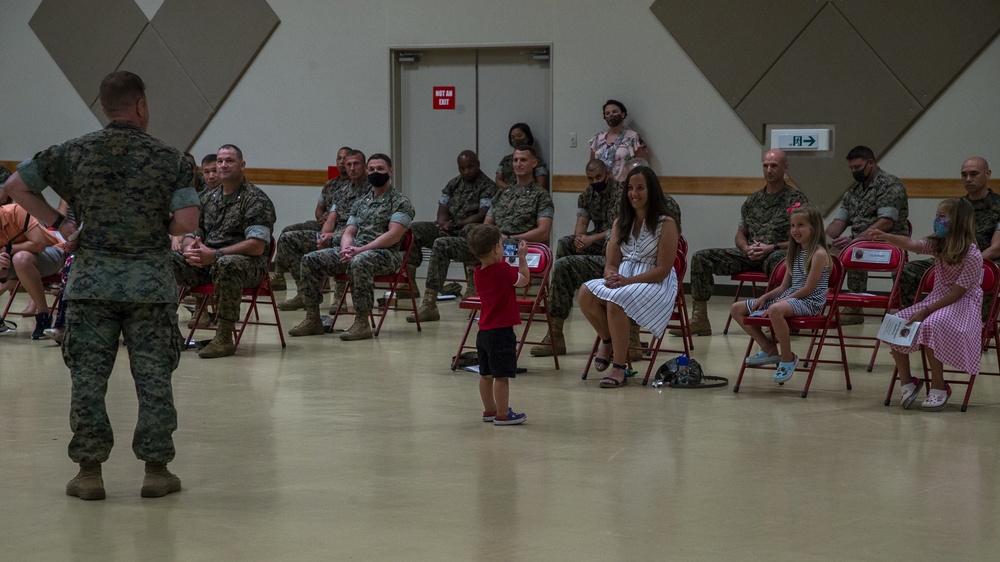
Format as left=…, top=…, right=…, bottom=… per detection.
left=588, top=99, right=649, bottom=182
left=872, top=198, right=982, bottom=411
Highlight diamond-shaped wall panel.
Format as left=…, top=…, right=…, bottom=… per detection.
left=29, top=0, right=149, bottom=106
left=151, top=0, right=280, bottom=109
left=93, top=27, right=214, bottom=149
left=650, top=0, right=824, bottom=108
left=30, top=0, right=279, bottom=150
left=836, top=0, right=1000, bottom=106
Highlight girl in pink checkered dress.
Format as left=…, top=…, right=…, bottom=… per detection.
left=872, top=198, right=983, bottom=411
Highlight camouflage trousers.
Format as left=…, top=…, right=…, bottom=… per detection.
left=172, top=253, right=268, bottom=323
left=425, top=235, right=476, bottom=293
left=555, top=235, right=605, bottom=260
left=899, top=257, right=994, bottom=319
left=408, top=221, right=447, bottom=268
left=690, top=247, right=785, bottom=302
left=273, top=220, right=323, bottom=274
left=299, top=247, right=402, bottom=314
left=846, top=270, right=869, bottom=294
left=275, top=229, right=343, bottom=283
left=550, top=254, right=605, bottom=319
left=63, top=300, right=182, bottom=464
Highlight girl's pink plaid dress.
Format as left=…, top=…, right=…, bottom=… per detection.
left=891, top=241, right=984, bottom=374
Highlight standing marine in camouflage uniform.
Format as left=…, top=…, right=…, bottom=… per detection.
left=532, top=158, right=683, bottom=357
left=900, top=157, right=998, bottom=317
left=3, top=71, right=200, bottom=500
left=288, top=153, right=415, bottom=340
left=826, top=145, right=909, bottom=324
left=409, top=145, right=553, bottom=323
left=270, top=145, right=352, bottom=291
left=407, top=150, right=496, bottom=300
left=676, top=149, right=807, bottom=336
left=172, top=144, right=276, bottom=358
left=276, top=149, right=370, bottom=310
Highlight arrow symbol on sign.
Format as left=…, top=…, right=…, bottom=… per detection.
left=803, top=136, right=816, bottom=146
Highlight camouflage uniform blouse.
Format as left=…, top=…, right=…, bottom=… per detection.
left=197, top=178, right=276, bottom=250
left=487, top=182, right=555, bottom=236
left=16, top=120, right=199, bottom=303
left=496, top=153, right=550, bottom=187
left=833, top=167, right=909, bottom=236
left=966, top=189, right=1000, bottom=251
left=440, top=171, right=497, bottom=230
left=577, top=180, right=624, bottom=234
left=330, top=179, right=371, bottom=219
left=739, top=184, right=809, bottom=246
left=347, top=187, right=415, bottom=249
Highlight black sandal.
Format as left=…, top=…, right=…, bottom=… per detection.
left=599, top=363, right=629, bottom=388
left=594, top=338, right=613, bottom=372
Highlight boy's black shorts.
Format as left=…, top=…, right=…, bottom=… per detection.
left=476, top=326, right=517, bottom=378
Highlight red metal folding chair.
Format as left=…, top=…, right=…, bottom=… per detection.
left=1, top=274, right=63, bottom=319
left=835, top=240, right=906, bottom=371
left=451, top=243, right=557, bottom=370
left=883, top=258, right=1000, bottom=412
left=733, top=256, right=850, bottom=398
left=329, top=229, right=421, bottom=336
left=722, top=271, right=769, bottom=335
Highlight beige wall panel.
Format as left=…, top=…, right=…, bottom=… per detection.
left=111, top=27, right=214, bottom=150
left=28, top=0, right=148, bottom=106
left=736, top=4, right=922, bottom=212
left=150, top=0, right=279, bottom=109
left=836, top=0, right=1000, bottom=106
left=649, top=0, right=824, bottom=108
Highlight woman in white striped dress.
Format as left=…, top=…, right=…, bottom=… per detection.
left=579, top=166, right=680, bottom=388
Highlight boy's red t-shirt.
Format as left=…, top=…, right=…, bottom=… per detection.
left=474, top=260, right=521, bottom=330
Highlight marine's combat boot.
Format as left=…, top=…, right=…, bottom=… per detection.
left=462, top=263, right=478, bottom=300
left=671, top=300, right=711, bottom=336
left=277, top=294, right=305, bottom=311
left=329, top=280, right=348, bottom=315
left=530, top=317, right=566, bottom=357
left=140, top=462, right=181, bottom=498
left=289, top=306, right=325, bottom=337
left=269, top=268, right=287, bottom=291
left=339, top=315, right=373, bottom=341
left=199, top=320, right=236, bottom=358
left=840, top=307, right=864, bottom=325
left=628, top=321, right=645, bottom=360
left=66, top=461, right=105, bottom=501
left=407, top=289, right=440, bottom=323
left=394, top=265, right=420, bottom=300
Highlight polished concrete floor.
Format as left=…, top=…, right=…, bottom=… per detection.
left=2, top=286, right=1000, bottom=561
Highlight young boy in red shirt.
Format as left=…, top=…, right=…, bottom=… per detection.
left=466, top=224, right=530, bottom=425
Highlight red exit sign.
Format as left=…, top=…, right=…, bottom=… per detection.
left=433, top=86, right=455, bottom=110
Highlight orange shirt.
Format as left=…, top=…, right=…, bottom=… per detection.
left=0, top=204, right=62, bottom=249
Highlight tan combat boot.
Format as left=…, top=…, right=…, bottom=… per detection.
left=394, top=265, right=420, bottom=300
left=66, top=461, right=105, bottom=501
left=340, top=315, right=373, bottom=341
left=530, top=317, right=566, bottom=357
left=140, top=462, right=181, bottom=498
left=269, top=269, right=287, bottom=291
left=684, top=300, right=712, bottom=336
left=329, top=280, right=348, bottom=315
left=277, top=293, right=305, bottom=311
left=289, top=305, right=325, bottom=337
left=199, top=320, right=236, bottom=358
left=462, top=263, right=478, bottom=299
left=187, top=311, right=213, bottom=330
left=628, top=321, right=645, bottom=360
left=407, top=289, right=440, bottom=323
left=840, top=307, right=864, bottom=325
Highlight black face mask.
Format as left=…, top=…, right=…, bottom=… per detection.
left=590, top=181, right=608, bottom=193
left=368, top=172, right=390, bottom=188
left=852, top=163, right=871, bottom=184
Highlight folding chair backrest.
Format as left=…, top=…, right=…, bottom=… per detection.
left=767, top=255, right=844, bottom=304
left=677, top=235, right=688, bottom=259
left=839, top=240, right=905, bottom=273
left=913, top=259, right=996, bottom=300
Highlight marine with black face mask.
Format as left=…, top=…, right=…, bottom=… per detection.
left=825, top=145, right=909, bottom=324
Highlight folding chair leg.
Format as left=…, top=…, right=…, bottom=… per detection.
left=884, top=367, right=900, bottom=406
left=581, top=336, right=600, bottom=380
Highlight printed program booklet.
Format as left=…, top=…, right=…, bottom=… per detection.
left=876, top=313, right=920, bottom=346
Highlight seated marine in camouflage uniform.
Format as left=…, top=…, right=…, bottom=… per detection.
left=0, top=164, right=12, bottom=204
left=408, top=145, right=553, bottom=323
left=825, top=145, right=909, bottom=324
left=172, top=144, right=277, bottom=359
left=276, top=149, right=370, bottom=310
left=288, top=153, right=415, bottom=341
left=271, top=145, right=352, bottom=291
left=673, top=149, right=807, bottom=337
left=900, top=157, right=998, bottom=316
left=406, top=150, right=496, bottom=300
left=532, top=158, right=681, bottom=357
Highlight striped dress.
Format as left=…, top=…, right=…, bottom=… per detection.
left=583, top=217, right=677, bottom=336
left=749, top=249, right=829, bottom=317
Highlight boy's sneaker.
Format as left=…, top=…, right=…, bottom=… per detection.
left=482, top=411, right=496, bottom=422
left=493, top=408, right=526, bottom=426
left=32, top=312, right=52, bottom=340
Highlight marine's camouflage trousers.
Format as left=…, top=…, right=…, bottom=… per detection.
left=899, top=257, right=994, bottom=320
left=846, top=270, right=869, bottom=294
left=172, top=253, right=268, bottom=323
left=408, top=221, right=447, bottom=268
left=556, top=235, right=605, bottom=260
left=299, top=247, right=402, bottom=314
left=63, top=300, right=182, bottom=464
left=425, top=235, right=476, bottom=293
left=550, top=254, right=605, bottom=319
left=690, top=247, right=785, bottom=302
left=274, top=229, right=343, bottom=282
left=273, top=220, right=323, bottom=274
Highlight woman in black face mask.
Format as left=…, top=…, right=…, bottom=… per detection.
left=589, top=99, right=649, bottom=183
left=495, top=123, right=549, bottom=190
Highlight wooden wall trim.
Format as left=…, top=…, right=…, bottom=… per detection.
left=4, top=160, right=995, bottom=198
